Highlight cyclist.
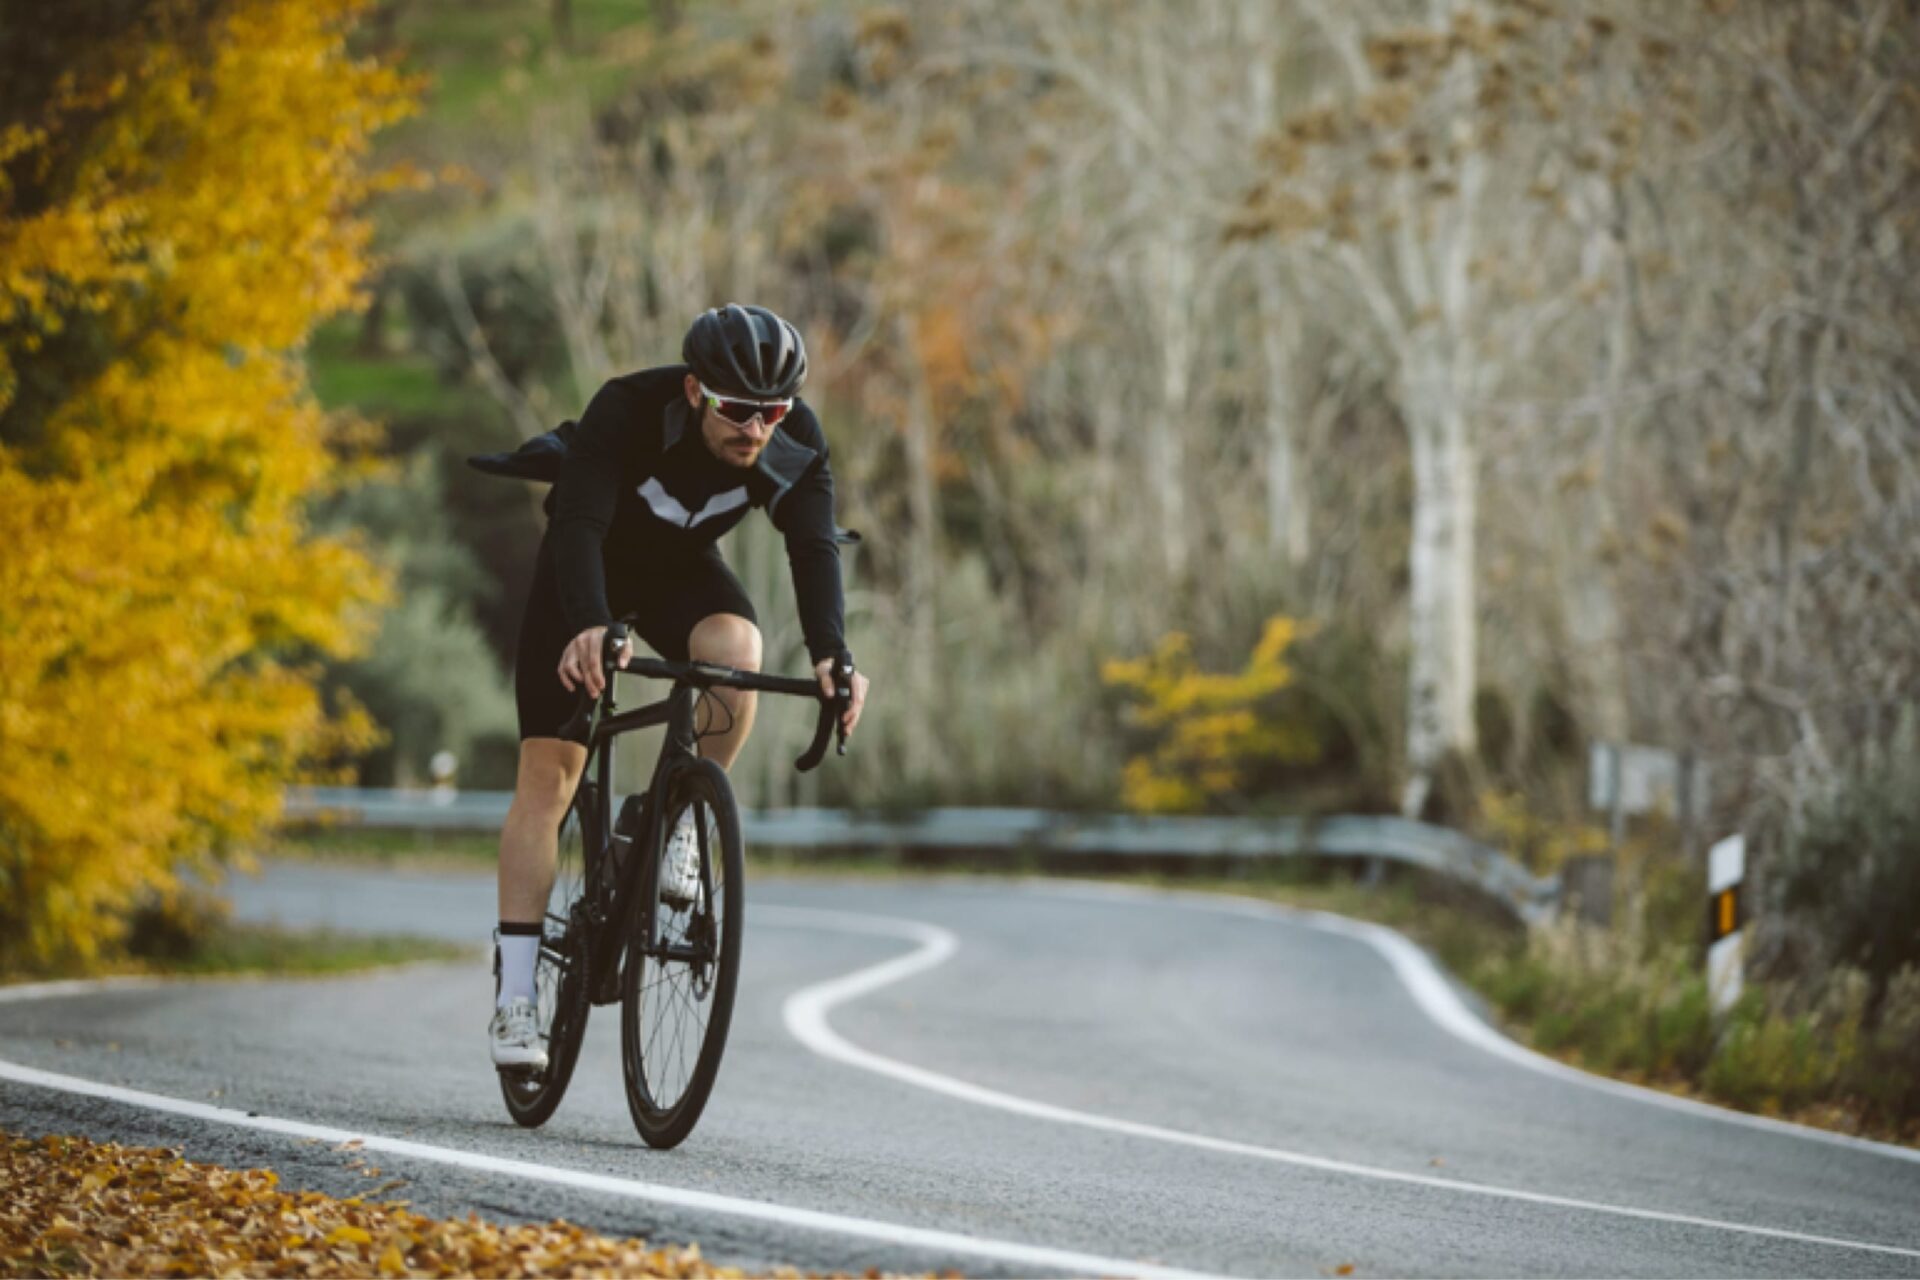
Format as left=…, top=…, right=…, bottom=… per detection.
left=488, top=304, right=870, bottom=1069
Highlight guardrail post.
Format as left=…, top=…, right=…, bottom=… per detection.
left=1559, top=853, right=1612, bottom=926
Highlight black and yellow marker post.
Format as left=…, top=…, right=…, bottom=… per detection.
left=1706, top=833, right=1746, bottom=1011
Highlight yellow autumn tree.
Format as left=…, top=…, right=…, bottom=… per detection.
left=1102, top=617, right=1323, bottom=814
left=0, top=0, right=417, bottom=970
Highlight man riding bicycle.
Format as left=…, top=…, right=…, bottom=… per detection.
left=487, top=304, right=870, bottom=1070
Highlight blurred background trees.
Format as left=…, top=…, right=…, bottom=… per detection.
left=356, top=0, right=1917, bottom=827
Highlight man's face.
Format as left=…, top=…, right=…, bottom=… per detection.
left=687, top=375, right=773, bottom=469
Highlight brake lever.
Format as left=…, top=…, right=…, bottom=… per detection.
left=833, top=661, right=853, bottom=758
left=603, top=621, right=631, bottom=672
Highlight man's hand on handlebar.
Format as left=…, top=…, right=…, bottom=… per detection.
left=559, top=625, right=630, bottom=698
left=813, top=653, right=868, bottom=742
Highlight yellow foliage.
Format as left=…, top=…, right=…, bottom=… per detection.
left=0, top=0, right=414, bottom=970
left=1477, top=788, right=1611, bottom=874
left=1103, top=617, right=1321, bottom=814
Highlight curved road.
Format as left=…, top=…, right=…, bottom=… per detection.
left=3, top=862, right=1917, bottom=1277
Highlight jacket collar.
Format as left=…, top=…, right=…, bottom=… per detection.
left=662, top=395, right=695, bottom=450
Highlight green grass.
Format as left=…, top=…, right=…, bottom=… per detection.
left=307, top=345, right=444, bottom=418
left=379, top=0, right=655, bottom=145
left=305, top=318, right=477, bottom=420
left=156, top=922, right=475, bottom=978
left=0, top=920, right=475, bottom=989
left=269, top=826, right=500, bottom=865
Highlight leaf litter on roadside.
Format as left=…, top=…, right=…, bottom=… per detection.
left=3, top=1132, right=955, bottom=1279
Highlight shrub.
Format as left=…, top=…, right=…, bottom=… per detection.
left=123, top=890, right=235, bottom=966
left=1851, top=965, right=1920, bottom=1127
left=1770, top=743, right=1920, bottom=1001
left=1702, top=985, right=1854, bottom=1117
left=1475, top=920, right=1717, bottom=1078
left=1103, top=616, right=1322, bottom=814
left=1475, top=788, right=1610, bottom=876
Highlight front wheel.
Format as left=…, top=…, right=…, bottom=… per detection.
left=620, top=758, right=744, bottom=1149
left=500, top=783, right=597, bottom=1128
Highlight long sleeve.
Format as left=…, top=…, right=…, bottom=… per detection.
left=770, top=416, right=846, bottom=663
left=548, top=382, right=634, bottom=635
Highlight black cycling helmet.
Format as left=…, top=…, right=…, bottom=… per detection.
left=682, top=303, right=808, bottom=400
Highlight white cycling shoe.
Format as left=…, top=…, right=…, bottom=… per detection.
left=660, top=810, right=702, bottom=908
left=488, top=997, right=548, bottom=1071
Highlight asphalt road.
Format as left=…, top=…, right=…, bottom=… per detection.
left=3, top=861, right=1917, bottom=1278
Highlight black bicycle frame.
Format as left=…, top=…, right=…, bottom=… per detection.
left=578, top=677, right=701, bottom=986
left=563, top=641, right=847, bottom=990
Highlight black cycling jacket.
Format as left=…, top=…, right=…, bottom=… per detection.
left=540, top=365, right=848, bottom=663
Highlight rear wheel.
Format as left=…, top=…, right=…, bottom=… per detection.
left=500, top=780, right=598, bottom=1128
left=620, top=759, right=744, bottom=1149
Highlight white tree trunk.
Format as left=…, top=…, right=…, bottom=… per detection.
left=1402, top=388, right=1478, bottom=813
left=1255, top=255, right=1309, bottom=569
left=1146, top=228, right=1193, bottom=581
left=1572, top=200, right=1632, bottom=744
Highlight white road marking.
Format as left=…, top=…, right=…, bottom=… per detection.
left=0, top=976, right=173, bottom=1004
left=0, top=1052, right=1216, bottom=1280
left=1035, top=880, right=1920, bottom=1165
left=765, top=903, right=1920, bottom=1261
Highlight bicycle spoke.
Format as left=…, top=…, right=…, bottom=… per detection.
left=620, top=761, right=742, bottom=1147
left=501, top=779, right=595, bottom=1126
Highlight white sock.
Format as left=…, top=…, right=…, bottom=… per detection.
left=497, top=934, right=540, bottom=1008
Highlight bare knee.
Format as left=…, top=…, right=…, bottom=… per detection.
left=688, top=613, right=762, bottom=672
left=511, top=738, right=585, bottom=821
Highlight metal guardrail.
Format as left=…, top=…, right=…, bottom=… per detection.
left=286, top=787, right=1559, bottom=923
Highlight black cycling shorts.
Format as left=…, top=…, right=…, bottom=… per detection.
left=514, top=537, right=757, bottom=743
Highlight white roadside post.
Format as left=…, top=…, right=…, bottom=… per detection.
left=1707, top=833, right=1745, bottom=1013
left=429, top=750, right=459, bottom=807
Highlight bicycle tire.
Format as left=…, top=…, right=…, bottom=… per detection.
left=500, top=782, right=597, bottom=1127
left=620, top=758, right=744, bottom=1149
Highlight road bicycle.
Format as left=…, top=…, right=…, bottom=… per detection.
left=497, top=620, right=850, bottom=1148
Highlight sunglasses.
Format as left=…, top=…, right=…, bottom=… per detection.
left=699, top=381, right=792, bottom=428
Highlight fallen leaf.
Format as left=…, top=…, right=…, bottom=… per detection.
left=3, top=1125, right=896, bottom=1278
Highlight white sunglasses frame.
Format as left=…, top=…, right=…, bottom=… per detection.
left=696, top=380, right=793, bottom=423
